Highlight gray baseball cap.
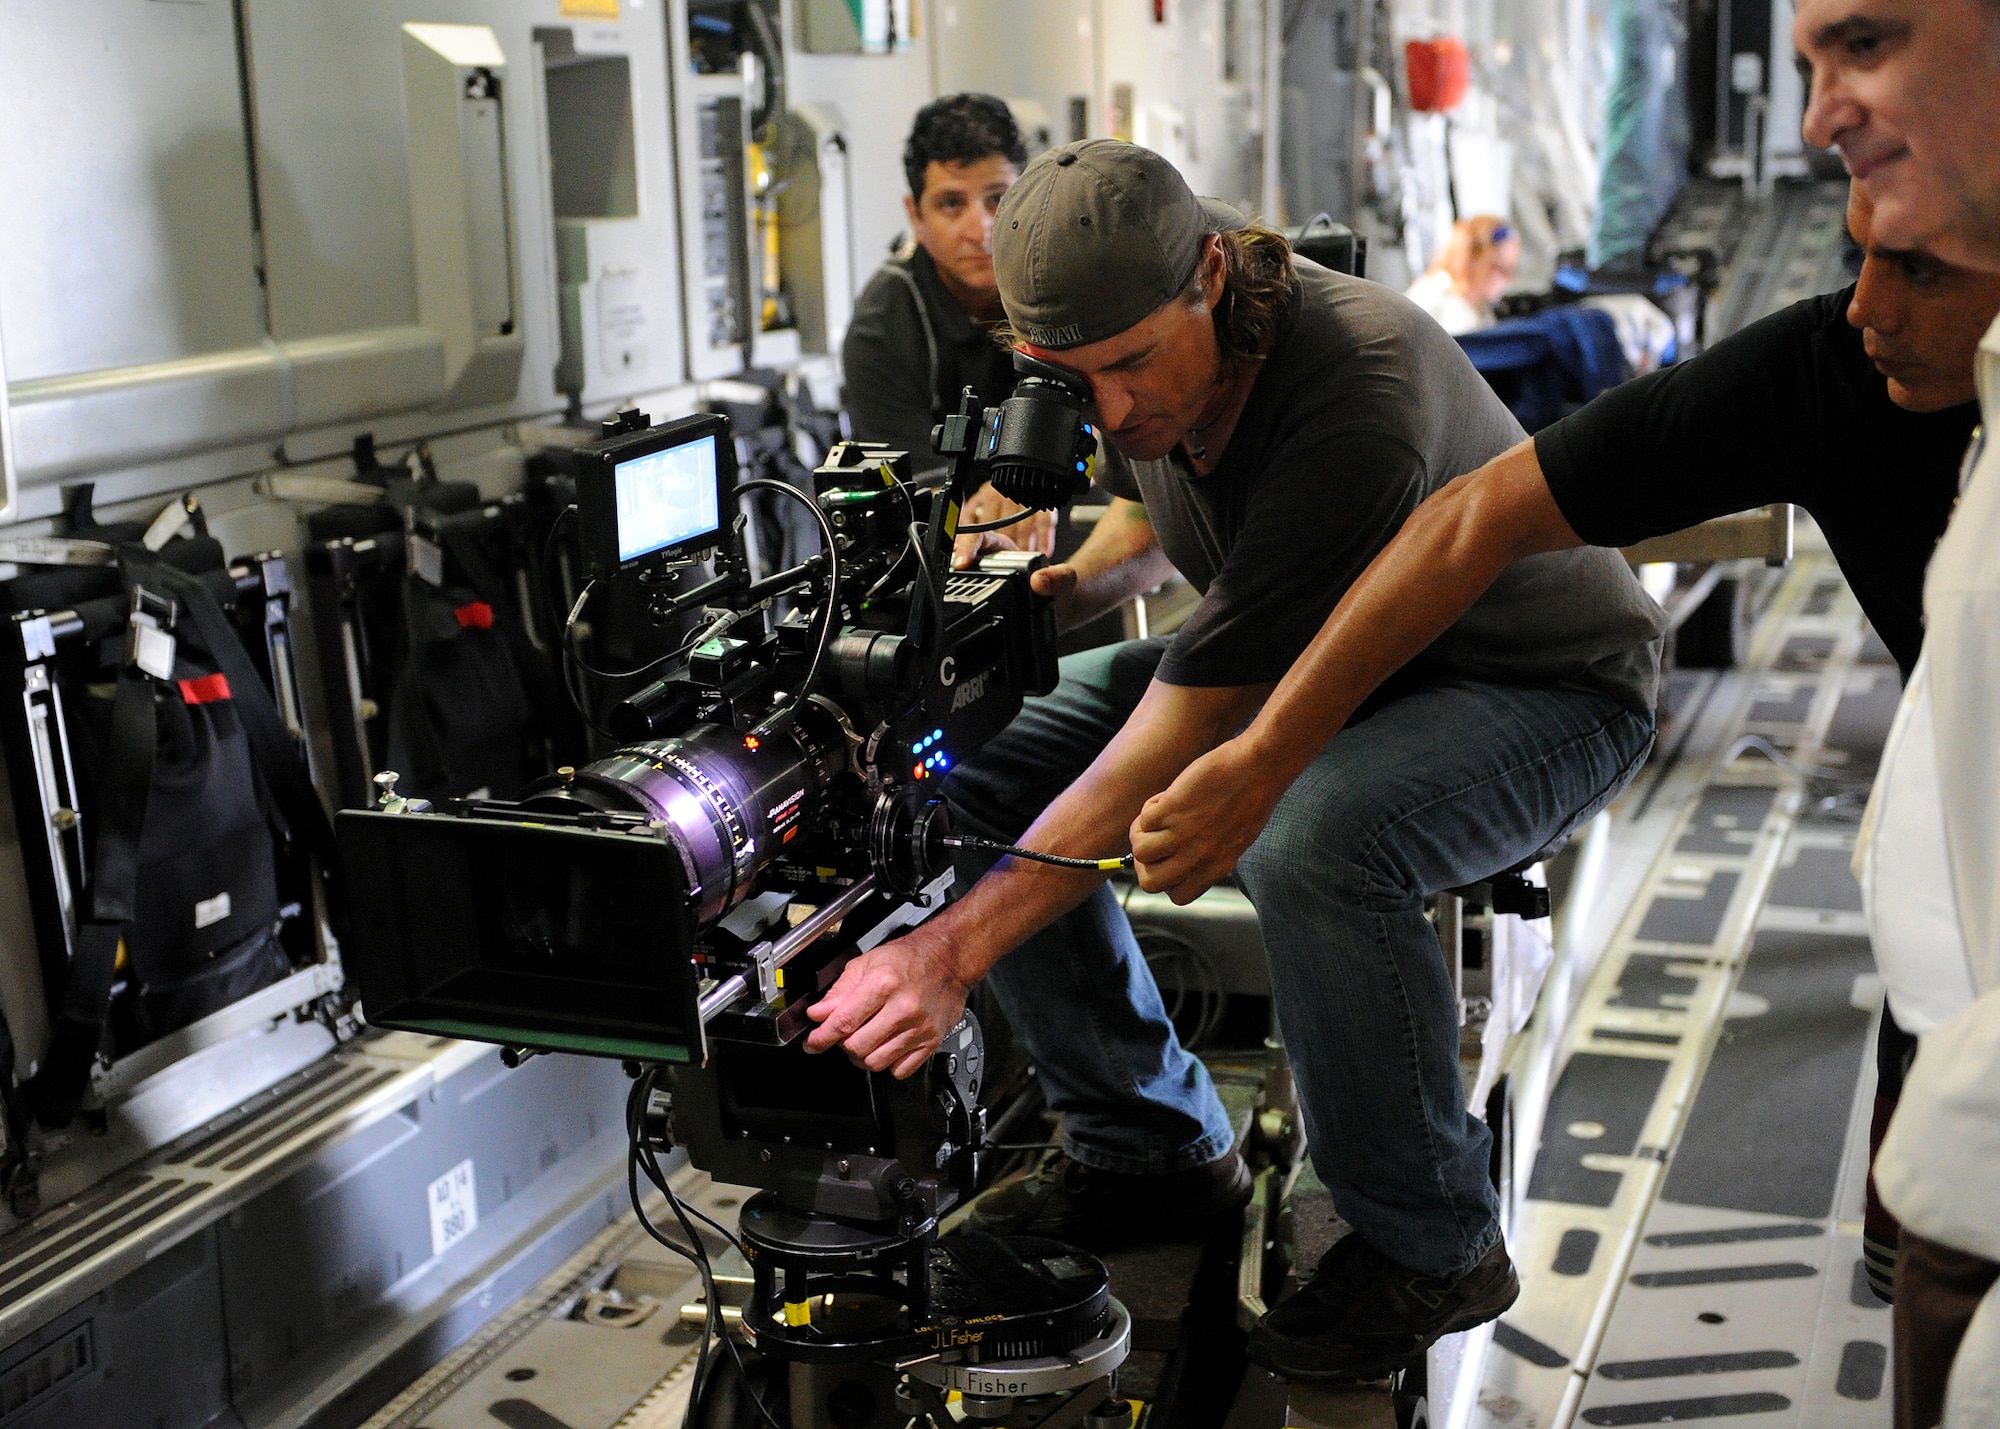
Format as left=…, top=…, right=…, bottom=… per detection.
left=994, top=140, right=1246, bottom=351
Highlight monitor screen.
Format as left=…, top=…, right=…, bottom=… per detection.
left=615, top=433, right=723, bottom=563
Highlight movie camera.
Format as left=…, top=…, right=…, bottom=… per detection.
left=336, top=353, right=1134, bottom=1426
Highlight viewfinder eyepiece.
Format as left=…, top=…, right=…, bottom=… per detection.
left=979, top=352, right=1099, bottom=511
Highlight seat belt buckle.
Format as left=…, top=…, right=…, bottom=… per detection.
left=127, top=586, right=179, bottom=681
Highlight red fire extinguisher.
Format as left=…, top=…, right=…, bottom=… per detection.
left=1405, top=36, right=1472, bottom=113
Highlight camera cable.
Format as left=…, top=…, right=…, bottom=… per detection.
left=560, top=584, right=732, bottom=741
left=623, top=1079, right=712, bottom=1427
left=826, top=474, right=945, bottom=655
left=907, top=520, right=951, bottom=662
left=624, top=1069, right=788, bottom=1429
left=957, top=507, right=1040, bottom=536
left=552, top=503, right=749, bottom=740
left=734, top=477, right=842, bottom=742
left=859, top=474, right=924, bottom=606
left=941, top=834, right=1135, bottom=872
left=554, top=478, right=843, bottom=746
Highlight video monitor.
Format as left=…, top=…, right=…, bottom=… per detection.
left=578, top=411, right=736, bottom=579
left=615, top=435, right=722, bottom=563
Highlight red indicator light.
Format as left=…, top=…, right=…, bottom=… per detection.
left=913, top=764, right=925, bottom=779
left=744, top=736, right=761, bottom=751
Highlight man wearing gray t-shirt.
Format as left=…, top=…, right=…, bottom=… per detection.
left=805, top=140, right=1666, bottom=1381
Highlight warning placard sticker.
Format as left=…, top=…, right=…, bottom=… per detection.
left=428, top=1158, right=479, bottom=1257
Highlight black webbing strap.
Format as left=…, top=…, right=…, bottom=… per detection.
left=90, top=664, right=159, bottom=925
left=27, top=547, right=344, bottom=1127
left=28, top=638, right=162, bottom=1126
left=145, top=556, right=345, bottom=941
left=435, top=521, right=535, bottom=661
left=433, top=518, right=570, bottom=738
left=431, top=516, right=510, bottom=613
left=389, top=590, right=455, bottom=794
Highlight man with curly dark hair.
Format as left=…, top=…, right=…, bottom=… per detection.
left=842, top=94, right=1052, bottom=562
left=808, top=140, right=1668, bottom=1381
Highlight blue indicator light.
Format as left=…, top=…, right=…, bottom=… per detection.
left=933, top=729, right=943, bottom=740
left=1076, top=462, right=1086, bottom=473
left=939, top=756, right=950, bottom=769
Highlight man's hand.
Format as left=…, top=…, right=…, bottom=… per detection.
left=1130, top=737, right=1291, bottom=903
left=804, top=923, right=971, bottom=1078
left=1029, top=561, right=1081, bottom=628
left=953, top=481, right=1056, bottom=570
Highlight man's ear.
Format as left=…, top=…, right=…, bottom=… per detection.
left=1202, top=233, right=1228, bottom=305
left=903, top=191, right=923, bottom=237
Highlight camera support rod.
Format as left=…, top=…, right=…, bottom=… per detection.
left=656, top=549, right=834, bottom=626
left=904, top=388, right=989, bottom=700
left=697, top=873, right=881, bottom=1024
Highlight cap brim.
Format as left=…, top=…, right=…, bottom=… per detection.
left=1199, top=197, right=1250, bottom=233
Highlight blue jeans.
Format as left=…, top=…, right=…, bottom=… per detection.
left=945, top=639, right=1655, bottom=1277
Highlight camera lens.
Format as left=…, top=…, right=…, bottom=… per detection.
left=525, top=711, right=840, bottom=927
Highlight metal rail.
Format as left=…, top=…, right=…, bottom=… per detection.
left=696, top=874, right=878, bottom=1022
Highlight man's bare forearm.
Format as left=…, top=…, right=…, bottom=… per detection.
left=1239, top=442, right=1586, bottom=783
left=1058, top=498, right=1177, bottom=629
left=934, top=678, right=1266, bottom=981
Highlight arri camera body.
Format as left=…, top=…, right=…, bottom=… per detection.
left=337, top=355, right=1134, bottom=1424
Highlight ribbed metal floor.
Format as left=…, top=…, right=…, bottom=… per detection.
left=359, top=1171, right=727, bottom=1429
left=1478, top=549, right=1893, bottom=1428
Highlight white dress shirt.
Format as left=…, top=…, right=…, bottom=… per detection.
left=1926, top=320, right=2000, bottom=989
left=1873, top=315, right=2000, bottom=1427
